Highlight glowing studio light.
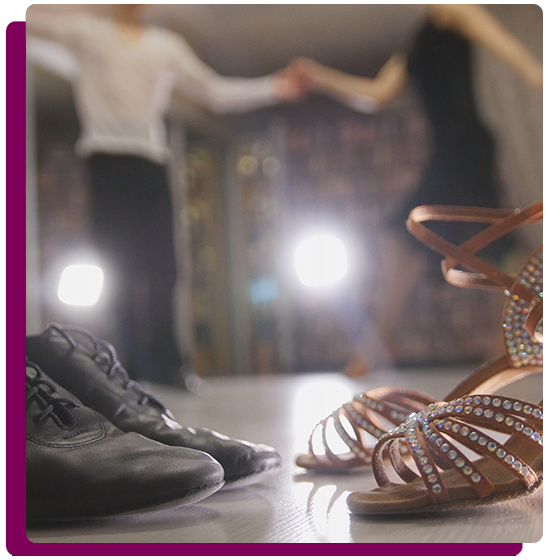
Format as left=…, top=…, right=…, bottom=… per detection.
left=294, top=234, right=348, bottom=286
left=58, top=265, right=104, bottom=306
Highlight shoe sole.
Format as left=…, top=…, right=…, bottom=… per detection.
left=347, top=477, right=543, bottom=516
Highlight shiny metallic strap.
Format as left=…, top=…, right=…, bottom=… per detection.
left=306, top=386, right=434, bottom=468
left=407, top=200, right=543, bottom=300
left=372, top=395, right=543, bottom=505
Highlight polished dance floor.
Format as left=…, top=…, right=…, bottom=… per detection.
left=27, top=367, right=543, bottom=545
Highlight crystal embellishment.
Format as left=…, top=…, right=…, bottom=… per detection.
left=502, top=251, right=543, bottom=368
left=376, top=394, right=542, bottom=502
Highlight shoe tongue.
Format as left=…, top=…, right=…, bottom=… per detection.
left=48, top=325, right=170, bottom=412
left=49, top=398, right=76, bottom=427
left=26, top=370, right=76, bottom=428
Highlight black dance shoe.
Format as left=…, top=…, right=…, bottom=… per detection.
left=26, top=325, right=282, bottom=485
left=26, top=359, right=224, bottom=521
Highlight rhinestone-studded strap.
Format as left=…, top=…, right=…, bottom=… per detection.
left=443, top=247, right=542, bottom=396
left=502, top=248, right=543, bottom=368
left=407, top=201, right=543, bottom=298
left=372, top=395, right=543, bottom=505
left=305, top=387, right=434, bottom=468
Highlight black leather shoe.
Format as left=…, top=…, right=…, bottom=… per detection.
left=26, top=359, right=224, bottom=521
left=26, top=324, right=282, bottom=485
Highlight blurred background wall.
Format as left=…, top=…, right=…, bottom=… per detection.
left=26, top=4, right=543, bottom=377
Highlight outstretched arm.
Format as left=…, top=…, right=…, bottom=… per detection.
left=291, top=53, right=409, bottom=113
left=26, top=6, right=80, bottom=47
left=428, top=4, right=543, bottom=91
left=171, top=37, right=303, bottom=114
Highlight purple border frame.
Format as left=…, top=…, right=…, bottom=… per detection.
left=6, top=19, right=523, bottom=555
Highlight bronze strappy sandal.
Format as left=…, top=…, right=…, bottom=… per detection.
left=346, top=201, right=544, bottom=513
left=296, top=201, right=542, bottom=472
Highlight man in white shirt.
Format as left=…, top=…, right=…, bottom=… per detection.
left=27, top=4, right=302, bottom=386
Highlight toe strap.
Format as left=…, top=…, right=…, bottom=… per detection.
left=372, top=395, right=543, bottom=506
left=303, top=387, right=434, bottom=469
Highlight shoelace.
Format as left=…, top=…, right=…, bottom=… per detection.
left=45, top=324, right=170, bottom=412
left=26, top=358, right=79, bottom=427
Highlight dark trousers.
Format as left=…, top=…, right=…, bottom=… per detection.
left=87, top=154, right=183, bottom=384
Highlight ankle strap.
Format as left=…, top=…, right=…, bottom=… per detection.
left=407, top=201, right=543, bottom=300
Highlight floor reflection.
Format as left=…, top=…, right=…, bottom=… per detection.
left=292, top=478, right=352, bottom=542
